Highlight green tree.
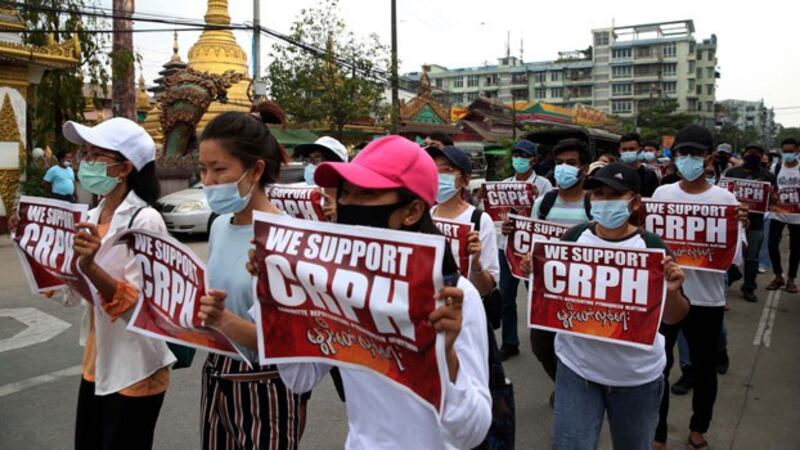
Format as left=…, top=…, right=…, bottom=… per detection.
left=713, top=125, right=759, bottom=152
left=776, top=127, right=800, bottom=145
left=266, top=0, right=389, bottom=137
left=633, top=100, right=698, bottom=141
left=20, top=0, right=113, bottom=155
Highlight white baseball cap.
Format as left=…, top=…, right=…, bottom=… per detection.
left=293, top=136, right=349, bottom=163
left=63, top=117, right=156, bottom=171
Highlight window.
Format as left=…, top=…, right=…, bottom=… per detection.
left=662, top=43, right=676, bottom=58
left=512, top=89, right=528, bottom=101
left=551, top=71, right=562, bottom=82
left=550, top=87, right=563, bottom=98
left=452, top=93, right=464, bottom=104
left=485, top=76, right=497, bottom=86
left=612, top=48, right=632, bottom=59
left=612, top=83, right=632, bottom=96
left=663, top=81, right=676, bottom=94
left=707, top=67, right=715, bottom=78
left=706, top=84, right=714, bottom=95
left=689, top=41, right=696, bottom=53
left=534, top=72, right=546, bottom=83
left=435, top=78, right=442, bottom=88
left=453, top=77, right=464, bottom=88
left=689, top=79, right=695, bottom=91
left=706, top=101, right=714, bottom=112
left=696, top=85, right=702, bottom=95
left=594, top=31, right=609, bottom=46
left=612, top=65, right=632, bottom=78
left=636, top=47, right=652, bottom=58
left=612, top=100, right=632, bottom=114
left=688, top=99, right=697, bottom=110
left=662, top=63, right=676, bottom=76
left=697, top=102, right=703, bottom=112
left=688, top=60, right=696, bottom=74
left=696, top=50, right=703, bottom=60
left=467, top=92, right=479, bottom=102
left=511, top=74, right=528, bottom=84
left=535, top=88, right=547, bottom=99
left=707, top=50, right=715, bottom=61
left=697, top=68, right=703, bottom=79
left=467, top=75, right=478, bottom=87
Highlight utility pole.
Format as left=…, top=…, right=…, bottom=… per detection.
left=112, top=0, right=136, bottom=119
left=252, top=0, right=261, bottom=82
left=390, top=0, right=399, bottom=135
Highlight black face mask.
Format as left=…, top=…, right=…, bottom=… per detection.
left=744, top=154, right=761, bottom=168
left=336, top=201, right=408, bottom=229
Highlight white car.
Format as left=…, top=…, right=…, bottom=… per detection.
left=156, top=183, right=216, bottom=234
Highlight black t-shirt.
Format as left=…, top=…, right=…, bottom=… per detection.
left=636, top=165, right=660, bottom=198
left=722, top=165, right=777, bottom=230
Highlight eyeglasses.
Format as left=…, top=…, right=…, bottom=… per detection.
left=301, top=156, right=326, bottom=166
left=78, top=148, right=123, bottom=163
left=676, top=147, right=708, bottom=158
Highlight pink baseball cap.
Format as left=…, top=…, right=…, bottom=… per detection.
left=314, top=135, right=438, bottom=206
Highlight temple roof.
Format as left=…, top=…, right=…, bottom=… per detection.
left=0, top=7, right=80, bottom=69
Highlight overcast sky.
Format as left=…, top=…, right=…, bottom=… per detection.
left=123, top=0, right=800, bottom=127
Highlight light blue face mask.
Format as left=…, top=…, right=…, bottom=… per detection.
left=554, top=164, right=581, bottom=189
left=620, top=151, right=639, bottom=164
left=437, top=173, right=459, bottom=204
left=203, top=171, right=254, bottom=215
left=675, top=155, right=705, bottom=181
left=512, top=157, right=532, bottom=174
left=78, top=160, right=121, bottom=195
left=304, top=164, right=316, bottom=185
left=705, top=177, right=716, bottom=186
left=783, top=152, right=798, bottom=163
left=590, top=199, right=632, bottom=229
left=639, top=151, right=656, bottom=162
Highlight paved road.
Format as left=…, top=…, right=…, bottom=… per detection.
left=1, top=233, right=798, bottom=450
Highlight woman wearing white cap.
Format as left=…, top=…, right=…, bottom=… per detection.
left=293, top=136, right=349, bottom=222
left=60, top=117, right=176, bottom=450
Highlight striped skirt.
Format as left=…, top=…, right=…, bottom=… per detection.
left=201, top=353, right=306, bottom=450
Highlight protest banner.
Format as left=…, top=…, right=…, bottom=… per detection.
left=718, top=177, right=771, bottom=214
left=505, top=214, right=572, bottom=280
left=481, top=181, right=536, bottom=222
left=529, top=240, right=666, bottom=349
left=12, top=196, right=94, bottom=300
left=772, top=186, right=800, bottom=215
left=251, top=212, right=448, bottom=415
left=114, top=228, right=247, bottom=360
left=266, top=185, right=326, bottom=220
left=640, top=199, right=740, bottom=273
left=432, top=217, right=474, bottom=277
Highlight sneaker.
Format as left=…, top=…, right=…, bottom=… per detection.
left=671, top=369, right=694, bottom=395
left=758, top=266, right=767, bottom=274
left=742, top=289, right=758, bottom=303
left=716, top=351, right=730, bottom=375
left=499, top=345, right=520, bottom=361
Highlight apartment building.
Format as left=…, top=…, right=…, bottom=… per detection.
left=717, top=99, right=778, bottom=146
left=407, top=19, right=719, bottom=127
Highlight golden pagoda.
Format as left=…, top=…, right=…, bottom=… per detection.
left=135, top=72, right=152, bottom=123
left=143, top=0, right=251, bottom=145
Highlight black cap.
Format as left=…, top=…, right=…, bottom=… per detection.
left=744, top=143, right=765, bottom=154
left=426, top=145, right=472, bottom=175
left=584, top=162, right=641, bottom=194
left=673, top=124, right=714, bottom=152
left=553, top=138, right=594, bottom=164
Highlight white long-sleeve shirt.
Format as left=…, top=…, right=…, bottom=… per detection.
left=279, top=276, right=492, bottom=449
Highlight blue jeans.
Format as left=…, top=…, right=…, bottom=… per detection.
left=499, top=250, right=520, bottom=347
left=743, top=228, right=764, bottom=292
left=552, top=361, right=664, bottom=450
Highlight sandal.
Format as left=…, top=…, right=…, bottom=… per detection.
left=688, top=436, right=709, bottom=449
left=766, top=277, right=785, bottom=290
left=785, top=280, right=798, bottom=294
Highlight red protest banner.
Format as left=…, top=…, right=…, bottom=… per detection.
left=252, top=212, right=448, bottom=416
left=505, top=214, right=572, bottom=280
left=266, top=185, right=326, bottom=220
left=529, top=240, right=666, bottom=349
left=718, top=177, right=771, bottom=214
left=12, top=196, right=94, bottom=300
left=772, top=186, right=800, bottom=215
left=640, top=200, right=740, bottom=273
left=432, top=217, right=474, bottom=277
left=481, top=181, right=536, bottom=222
left=115, top=229, right=247, bottom=360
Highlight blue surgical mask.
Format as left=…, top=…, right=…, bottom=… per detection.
left=675, top=155, right=705, bottom=181
left=203, top=171, right=255, bottom=215
left=620, top=151, right=639, bottom=164
left=78, top=160, right=121, bottom=195
left=304, top=164, right=316, bottom=185
left=437, top=173, right=459, bottom=203
left=783, top=152, right=798, bottom=163
left=640, top=151, right=656, bottom=162
left=512, top=157, right=532, bottom=174
left=554, top=164, right=581, bottom=189
left=705, top=177, right=716, bottom=186
left=591, top=200, right=632, bottom=229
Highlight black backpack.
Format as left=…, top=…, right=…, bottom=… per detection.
left=537, top=190, right=592, bottom=221
left=129, top=207, right=196, bottom=369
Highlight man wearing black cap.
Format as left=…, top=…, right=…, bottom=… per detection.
left=498, top=139, right=553, bottom=359
left=548, top=162, right=689, bottom=450
left=721, top=144, right=777, bottom=302
left=619, top=132, right=660, bottom=197
left=652, top=124, right=748, bottom=450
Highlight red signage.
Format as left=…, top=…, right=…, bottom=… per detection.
left=266, top=185, right=326, bottom=220
left=641, top=200, right=740, bottom=273
left=773, top=186, right=800, bottom=215
left=252, top=213, right=448, bottom=415
left=12, top=196, right=94, bottom=300
left=115, top=229, right=246, bottom=360
left=481, top=181, right=536, bottom=222
left=505, top=214, right=572, bottom=280
left=718, top=177, right=771, bottom=214
left=432, top=217, right=474, bottom=277
left=529, top=240, right=666, bottom=349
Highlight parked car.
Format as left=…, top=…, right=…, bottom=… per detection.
left=156, top=162, right=305, bottom=235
